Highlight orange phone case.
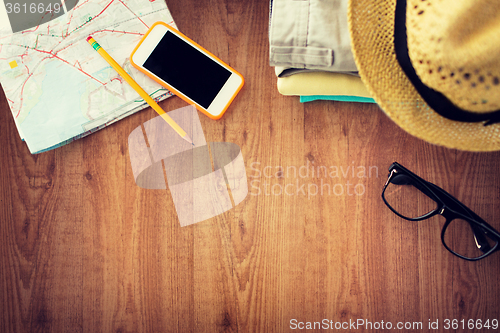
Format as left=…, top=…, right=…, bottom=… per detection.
left=130, top=21, right=244, bottom=120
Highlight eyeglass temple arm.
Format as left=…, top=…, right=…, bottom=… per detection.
left=425, top=182, right=494, bottom=252
left=389, top=163, right=499, bottom=253
left=390, top=172, right=493, bottom=252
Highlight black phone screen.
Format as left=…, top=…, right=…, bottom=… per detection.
left=143, top=31, right=232, bottom=109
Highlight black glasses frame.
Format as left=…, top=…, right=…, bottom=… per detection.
left=382, top=162, right=500, bottom=261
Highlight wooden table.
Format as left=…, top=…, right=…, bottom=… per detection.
left=1, top=0, right=499, bottom=331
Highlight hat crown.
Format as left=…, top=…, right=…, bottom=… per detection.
left=407, top=0, right=500, bottom=113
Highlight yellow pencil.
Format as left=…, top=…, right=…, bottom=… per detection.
left=86, top=36, right=193, bottom=145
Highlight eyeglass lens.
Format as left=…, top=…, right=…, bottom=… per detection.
left=443, top=219, right=497, bottom=259
left=383, top=174, right=438, bottom=219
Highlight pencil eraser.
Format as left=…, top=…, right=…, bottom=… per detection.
left=86, top=36, right=92, bottom=42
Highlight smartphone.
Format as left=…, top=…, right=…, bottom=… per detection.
left=130, top=21, right=244, bottom=120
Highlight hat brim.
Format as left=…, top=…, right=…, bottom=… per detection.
left=348, top=0, right=500, bottom=151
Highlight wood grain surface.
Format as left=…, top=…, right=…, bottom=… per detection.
left=1, top=0, right=500, bottom=332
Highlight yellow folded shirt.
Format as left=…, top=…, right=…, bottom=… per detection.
left=277, top=71, right=372, bottom=98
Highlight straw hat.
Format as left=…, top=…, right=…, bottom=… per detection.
left=348, top=0, right=500, bottom=151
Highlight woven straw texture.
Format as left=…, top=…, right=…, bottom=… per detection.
left=407, top=0, right=500, bottom=113
left=348, top=0, right=500, bottom=151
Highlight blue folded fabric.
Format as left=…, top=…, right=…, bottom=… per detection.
left=300, top=95, right=376, bottom=103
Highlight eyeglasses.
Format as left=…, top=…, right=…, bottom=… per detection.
left=382, top=162, right=500, bottom=261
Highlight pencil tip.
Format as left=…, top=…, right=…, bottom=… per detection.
left=183, top=135, right=194, bottom=146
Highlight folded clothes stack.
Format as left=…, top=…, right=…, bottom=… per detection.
left=268, top=0, right=375, bottom=103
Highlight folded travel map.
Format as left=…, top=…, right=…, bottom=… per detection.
left=0, top=0, right=175, bottom=153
